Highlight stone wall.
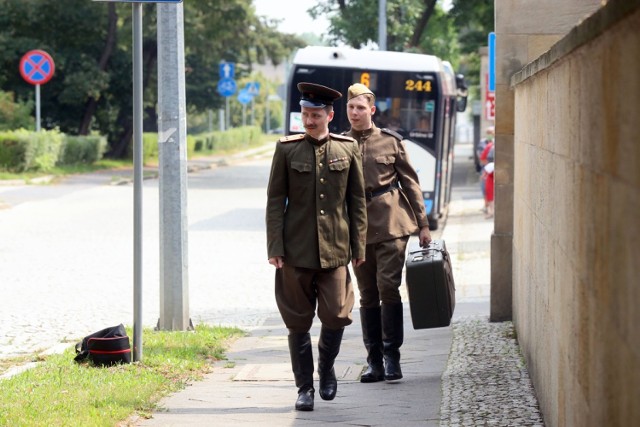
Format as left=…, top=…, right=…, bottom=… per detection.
left=510, top=1, right=640, bottom=425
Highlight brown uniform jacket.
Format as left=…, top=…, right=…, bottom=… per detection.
left=346, top=124, right=429, bottom=244
left=266, top=133, right=367, bottom=269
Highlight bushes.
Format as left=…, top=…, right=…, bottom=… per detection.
left=192, top=126, right=262, bottom=155
left=59, top=135, right=107, bottom=165
left=0, top=130, right=106, bottom=172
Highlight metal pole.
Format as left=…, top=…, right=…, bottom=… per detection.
left=251, top=97, right=255, bottom=126
left=132, top=2, right=143, bottom=362
left=242, top=103, right=246, bottom=127
left=266, top=99, right=270, bottom=134
left=35, top=84, right=41, bottom=132
left=157, top=1, right=190, bottom=331
left=219, top=108, right=224, bottom=131
left=378, top=0, right=387, bottom=51
left=226, top=97, right=230, bottom=130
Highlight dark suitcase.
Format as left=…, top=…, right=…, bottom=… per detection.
left=405, top=240, right=456, bottom=329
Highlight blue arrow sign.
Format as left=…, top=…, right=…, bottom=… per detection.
left=219, top=62, right=235, bottom=79
left=217, top=78, right=237, bottom=97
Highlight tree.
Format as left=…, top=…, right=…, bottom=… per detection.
left=0, top=0, right=304, bottom=158
left=309, top=0, right=493, bottom=97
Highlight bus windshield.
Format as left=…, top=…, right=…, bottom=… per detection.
left=289, top=67, right=439, bottom=142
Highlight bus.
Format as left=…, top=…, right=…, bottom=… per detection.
left=286, top=46, right=468, bottom=230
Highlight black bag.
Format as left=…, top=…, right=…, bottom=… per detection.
left=74, top=324, right=132, bottom=366
left=405, top=240, right=456, bottom=329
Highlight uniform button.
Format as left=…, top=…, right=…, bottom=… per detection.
left=320, top=178, right=326, bottom=184
left=319, top=162, right=324, bottom=167
left=319, top=194, right=325, bottom=199
left=320, top=210, right=325, bottom=215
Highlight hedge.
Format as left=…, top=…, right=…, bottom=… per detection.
left=0, top=129, right=64, bottom=172
left=0, top=130, right=106, bottom=172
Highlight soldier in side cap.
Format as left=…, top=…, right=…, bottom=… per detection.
left=344, top=83, right=432, bottom=383
left=266, top=82, right=367, bottom=411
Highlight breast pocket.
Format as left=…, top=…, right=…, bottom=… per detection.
left=375, top=155, right=396, bottom=166
left=291, top=161, right=312, bottom=173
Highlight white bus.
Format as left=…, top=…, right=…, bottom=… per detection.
left=286, top=46, right=468, bottom=229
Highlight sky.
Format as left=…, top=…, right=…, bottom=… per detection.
left=253, top=0, right=330, bottom=36
left=253, top=0, right=453, bottom=37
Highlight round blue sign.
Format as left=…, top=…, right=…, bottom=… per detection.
left=19, top=50, right=55, bottom=85
left=217, top=78, right=236, bottom=97
left=237, top=89, right=253, bottom=105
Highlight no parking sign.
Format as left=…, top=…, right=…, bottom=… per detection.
left=19, top=50, right=55, bottom=85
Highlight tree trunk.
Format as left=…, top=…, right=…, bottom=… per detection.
left=79, top=4, right=117, bottom=135
left=410, top=0, right=437, bottom=48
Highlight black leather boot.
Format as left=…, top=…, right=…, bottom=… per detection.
left=288, top=332, right=315, bottom=411
left=317, top=326, right=344, bottom=400
left=360, top=306, right=385, bottom=383
left=382, top=303, right=404, bottom=381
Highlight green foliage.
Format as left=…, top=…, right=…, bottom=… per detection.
left=0, top=91, right=33, bottom=131
left=0, top=324, right=242, bottom=426
left=0, top=129, right=64, bottom=172
left=192, top=126, right=263, bottom=155
left=0, top=0, right=304, bottom=159
left=59, top=134, right=107, bottom=165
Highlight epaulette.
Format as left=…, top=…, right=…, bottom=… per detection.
left=381, top=128, right=403, bottom=141
left=330, top=133, right=356, bottom=142
left=278, top=134, right=305, bottom=143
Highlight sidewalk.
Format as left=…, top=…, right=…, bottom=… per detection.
left=134, top=143, right=544, bottom=426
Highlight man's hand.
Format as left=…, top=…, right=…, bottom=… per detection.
left=268, top=256, right=284, bottom=269
left=419, top=226, right=432, bottom=247
left=352, top=258, right=366, bottom=268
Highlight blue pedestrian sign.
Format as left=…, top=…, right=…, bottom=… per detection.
left=245, top=81, right=260, bottom=96
left=219, top=62, right=235, bottom=79
left=217, top=78, right=237, bottom=97
left=488, top=32, right=496, bottom=92
left=237, top=89, right=252, bottom=105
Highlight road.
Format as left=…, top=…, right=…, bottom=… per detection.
left=0, top=141, right=489, bottom=360
left=0, top=156, right=278, bottom=359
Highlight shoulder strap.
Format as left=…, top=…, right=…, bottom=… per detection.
left=330, top=133, right=356, bottom=142
left=381, top=128, right=403, bottom=141
left=278, top=134, right=305, bottom=143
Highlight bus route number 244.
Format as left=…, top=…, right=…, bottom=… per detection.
left=405, top=79, right=432, bottom=92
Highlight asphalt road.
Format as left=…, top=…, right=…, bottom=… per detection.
left=0, top=157, right=279, bottom=359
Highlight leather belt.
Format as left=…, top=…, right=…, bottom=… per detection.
left=366, top=181, right=400, bottom=200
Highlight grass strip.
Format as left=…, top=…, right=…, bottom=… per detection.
left=0, top=324, right=243, bottom=427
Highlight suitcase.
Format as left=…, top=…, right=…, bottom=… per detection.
left=405, top=240, right=456, bottom=329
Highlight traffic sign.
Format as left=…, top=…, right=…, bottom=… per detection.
left=488, top=32, right=496, bottom=92
left=245, top=81, right=260, bottom=96
left=19, top=50, right=55, bottom=85
left=219, top=62, right=235, bottom=79
left=237, top=89, right=252, bottom=105
left=217, top=77, right=237, bottom=97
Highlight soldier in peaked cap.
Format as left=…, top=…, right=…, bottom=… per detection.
left=265, top=82, right=367, bottom=411
left=344, top=83, right=431, bottom=384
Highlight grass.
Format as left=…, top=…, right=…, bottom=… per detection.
left=0, top=159, right=132, bottom=183
left=0, top=324, right=243, bottom=427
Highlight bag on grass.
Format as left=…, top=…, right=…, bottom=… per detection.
left=74, top=324, right=131, bottom=366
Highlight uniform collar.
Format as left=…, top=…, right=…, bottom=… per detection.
left=305, top=133, right=330, bottom=146
left=350, top=123, right=377, bottom=140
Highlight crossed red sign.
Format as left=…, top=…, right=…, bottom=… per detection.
left=19, top=50, right=55, bottom=85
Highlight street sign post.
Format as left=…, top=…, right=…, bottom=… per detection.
left=19, top=50, right=55, bottom=132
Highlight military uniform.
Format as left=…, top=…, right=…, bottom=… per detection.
left=265, top=82, right=367, bottom=411
left=346, top=123, right=428, bottom=305
left=345, top=83, right=429, bottom=384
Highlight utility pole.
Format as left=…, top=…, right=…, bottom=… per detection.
left=378, top=0, right=387, bottom=51
left=157, top=2, right=191, bottom=331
